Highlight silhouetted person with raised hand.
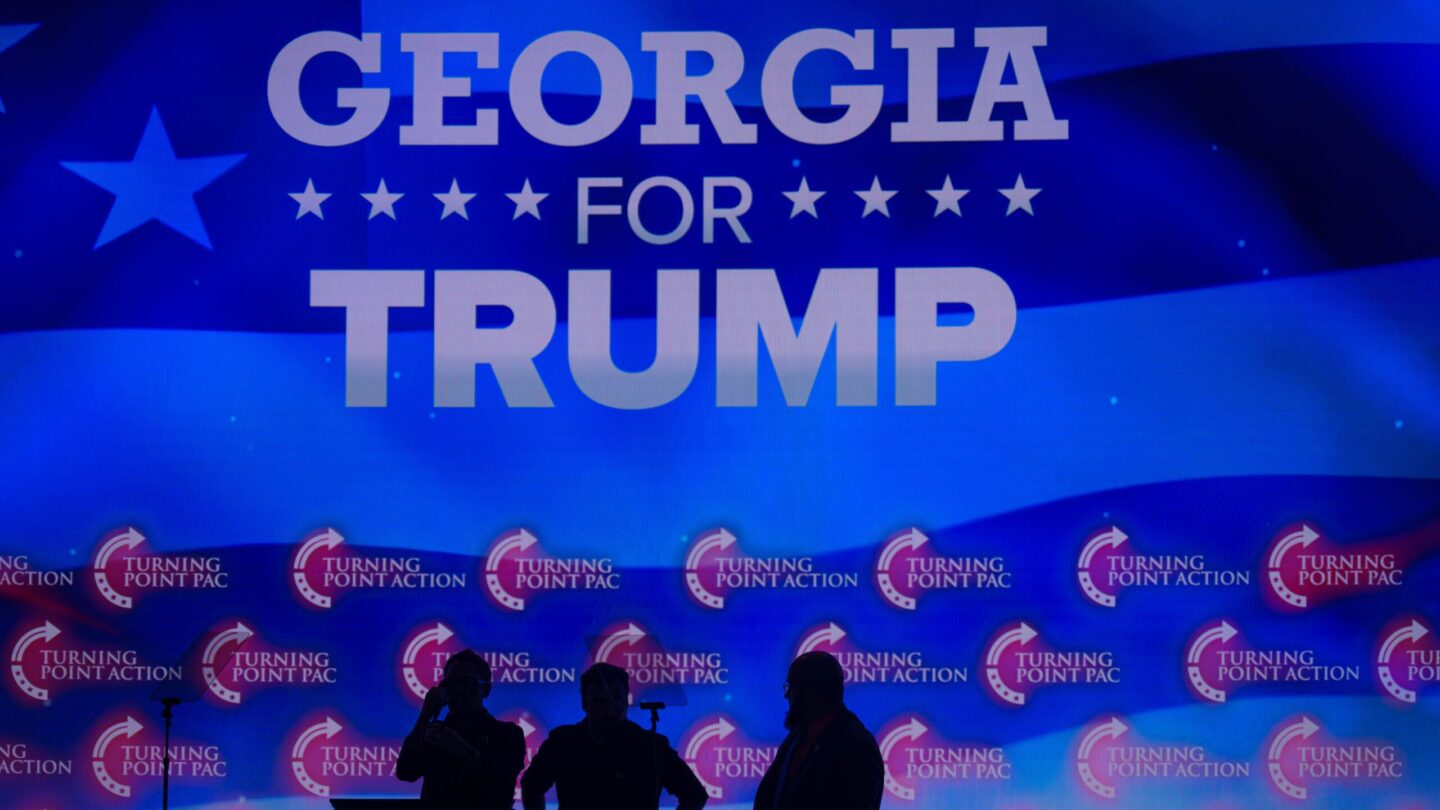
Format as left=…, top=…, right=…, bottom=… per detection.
left=397, top=649, right=526, bottom=808
left=753, top=651, right=883, bottom=810
left=520, top=662, right=707, bottom=810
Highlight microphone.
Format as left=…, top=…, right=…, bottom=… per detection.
left=637, top=701, right=666, bottom=711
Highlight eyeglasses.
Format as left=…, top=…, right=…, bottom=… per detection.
left=444, top=676, right=491, bottom=689
left=584, top=690, right=628, bottom=708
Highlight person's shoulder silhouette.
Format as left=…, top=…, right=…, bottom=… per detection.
left=520, top=663, right=706, bottom=810
left=753, top=651, right=883, bottom=810
left=397, top=649, right=526, bottom=809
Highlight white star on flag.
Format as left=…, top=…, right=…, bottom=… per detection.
left=362, top=178, right=403, bottom=220
left=999, top=174, right=1041, bottom=216
left=505, top=179, right=548, bottom=220
left=60, top=107, right=245, bottom=250
left=434, top=178, right=476, bottom=220
left=855, top=176, right=896, bottom=218
left=782, top=177, right=825, bottom=219
left=289, top=178, right=330, bottom=220
left=926, top=175, right=969, bottom=218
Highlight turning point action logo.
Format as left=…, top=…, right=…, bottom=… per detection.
left=879, top=715, right=1010, bottom=801
left=874, top=528, right=1009, bottom=611
left=0, top=740, right=70, bottom=779
left=484, top=528, right=618, bottom=612
left=397, top=620, right=575, bottom=702
left=201, top=620, right=337, bottom=705
left=8, top=619, right=180, bottom=704
left=288, top=713, right=399, bottom=798
left=795, top=622, right=967, bottom=685
left=291, top=527, right=466, bottom=609
left=88, top=712, right=226, bottom=798
left=1183, top=619, right=1359, bottom=704
left=684, top=527, right=857, bottom=609
left=1076, top=525, right=1247, bottom=608
left=982, top=621, right=1118, bottom=706
left=680, top=714, right=774, bottom=801
left=1073, top=715, right=1247, bottom=800
left=0, top=555, right=73, bottom=588
left=1264, top=523, right=1403, bottom=611
left=1375, top=616, right=1437, bottom=704
left=91, top=527, right=228, bottom=610
left=1265, top=716, right=1402, bottom=800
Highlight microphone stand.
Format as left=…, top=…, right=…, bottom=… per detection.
left=160, top=696, right=181, bottom=810
left=639, top=701, right=665, bottom=807
left=152, top=622, right=252, bottom=810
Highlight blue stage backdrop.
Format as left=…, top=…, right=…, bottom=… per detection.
left=3, top=1, right=1440, bottom=807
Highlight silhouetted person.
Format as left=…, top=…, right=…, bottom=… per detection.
left=752, top=651, right=883, bottom=810
left=397, top=649, right=526, bottom=808
left=520, top=663, right=707, bottom=810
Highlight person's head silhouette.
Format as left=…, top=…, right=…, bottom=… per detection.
left=438, top=649, right=492, bottom=716
left=579, top=662, right=628, bottom=742
left=784, top=650, right=844, bottom=730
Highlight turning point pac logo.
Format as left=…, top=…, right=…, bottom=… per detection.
left=201, top=619, right=337, bottom=705
left=874, top=527, right=1009, bottom=611
left=683, top=527, right=858, bottom=609
left=879, top=714, right=1010, bottom=801
left=1076, top=525, right=1247, bottom=608
left=1073, top=715, right=1247, bottom=800
left=1265, top=715, right=1402, bottom=800
left=291, top=527, right=466, bottom=609
left=794, top=621, right=968, bottom=685
left=1183, top=619, right=1358, bottom=704
left=590, top=620, right=728, bottom=700
left=1264, top=523, right=1407, bottom=611
left=88, top=710, right=227, bottom=798
left=91, top=527, right=227, bottom=610
left=497, top=709, right=545, bottom=803
left=484, top=528, right=618, bottom=612
left=981, top=621, right=1118, bottom=706
left=90, top=715, right=143, bottom=798
left=1375, top=616, right=1436, bottom=704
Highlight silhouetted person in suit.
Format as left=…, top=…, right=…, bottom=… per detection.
left=397, top=649, right=526, bottom=809
left=520, top=662, right=707, bottom=810
left=753, top=651, right=883, bottom=810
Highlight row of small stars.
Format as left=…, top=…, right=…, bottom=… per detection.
left=292, top=178, right=548, bottom=222
left=290, top=174, right=1043, bottom=222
